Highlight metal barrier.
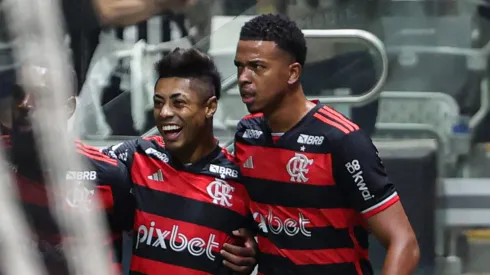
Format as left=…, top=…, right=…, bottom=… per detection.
left=148, top=28, right=389, bottom=136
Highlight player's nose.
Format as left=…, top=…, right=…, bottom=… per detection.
left=158, top=104, right=175, bottom=119
left=238, top=67, right=252, bottom=87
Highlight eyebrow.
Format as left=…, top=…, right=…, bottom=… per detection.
left=153, top=93, right=187, bottom=101
left=169, top=93, right=184, bottom=100
left=234, top=59, right=266, bottom=66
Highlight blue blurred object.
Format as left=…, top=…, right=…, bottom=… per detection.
left=0, top=69, right=15, bottom=99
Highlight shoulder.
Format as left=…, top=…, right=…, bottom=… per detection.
left=104, top=136, right=166, bottom=158
left=311, top=105, right=361, bottom=142
left=236, top=113, right=265, bottom=131
left=74, top=140, right=126, bottom=182
left=235, top=113, right=266, bottom=144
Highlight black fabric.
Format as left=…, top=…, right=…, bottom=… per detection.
left=368, top=145, right=437, bottom=274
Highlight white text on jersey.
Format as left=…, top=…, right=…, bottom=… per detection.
left=66, top=171, right=97, bottom=181
left=254, top=210, right=311, bottom=237
left=145, top=148, right=169, bottom=163
left=136, top=222, right=219, bottom=261
left=243, top=129, right=263, bottom=139
left=345, top=159, right=374, bottom=201
left=297, top=134, right=324, bottom=145
left=209, top=164, right=238, bottom=178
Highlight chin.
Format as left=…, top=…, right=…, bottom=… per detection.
left=246, top=104, right=263, bottom=114
left=162, top=139, right=184, bottom=153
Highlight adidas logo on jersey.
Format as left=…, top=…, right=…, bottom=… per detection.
left=297, top=134, right=324, bottom=145
left=242, top=129, right=263, bottom=139
left=148, top=170, right=164, bottom=182
left=242, top=156, right=254, bottom=169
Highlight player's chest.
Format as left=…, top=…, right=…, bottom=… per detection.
left=15, top=170, right=99, bottom=210
left=130, top=154, right=249, bottom=216
left=237, top=142, right=334, bottom=186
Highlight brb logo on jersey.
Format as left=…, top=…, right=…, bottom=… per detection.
left=345, top=159, right=374, bottom=201
left=136, top=222, right=219, bottom=261
left=297, top=134, right=324, bottom=145
left=287, top=153, right=313, bottom=183
left=209, top=164, right=238, bottom=179
left=207, top=178, right=234, bottom=207
left=242, top=129, right=263, bottom=139
left=65, top=171, right=97, bottom=211
left=253, top=210, right=311, bottom=237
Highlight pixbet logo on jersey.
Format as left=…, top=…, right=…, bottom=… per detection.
left=253, top=210, right=311, bottom=237
left=136, top=222, right=220, bottom=261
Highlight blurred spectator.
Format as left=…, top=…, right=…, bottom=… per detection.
left=76, top=0, right=214, bottom=138
left=0, top=0, right=198, bottom=126
left=63, top=0, right=199, bottom=92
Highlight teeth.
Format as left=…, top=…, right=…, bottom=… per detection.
left=162, top=125, right=181, bottom=131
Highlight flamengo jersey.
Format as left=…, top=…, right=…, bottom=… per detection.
left=103, top=136, right=252, bottom=275
left=0, top=135, right=133, bottom=274
left=234, top=104, right=400, bottom=275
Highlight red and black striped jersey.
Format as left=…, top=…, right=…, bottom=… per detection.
left=103, top=136, right=253, bottom=275
left=1, top=135, right=134, bottom=274
left=234, top=104, right=399, bottom=275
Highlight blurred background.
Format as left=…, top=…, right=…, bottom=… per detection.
left=3, top=0, right=490, bottom=274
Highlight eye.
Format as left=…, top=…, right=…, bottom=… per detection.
left=173, top=100, right=186, bottom=107
left=153, top=100, right=163, bottom=108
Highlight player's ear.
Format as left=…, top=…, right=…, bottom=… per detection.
left=288, top=62, right=301, bottom=85
left=204, top=96, right=217, bottom=119
left=65, top=96, right=76, bottom=118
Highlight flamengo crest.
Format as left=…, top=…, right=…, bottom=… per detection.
left=286, top=153, right=313, bottom=183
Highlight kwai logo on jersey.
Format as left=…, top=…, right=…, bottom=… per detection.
left=242, top=129, right=263, bottom=139
left=145, top=148, right=169, bottom=163
left=136, top=222, right=219, bottom=261
left=253, top=210, right=311, bottom=237
left=207, top=178, right=234, bottom=207
left=286, top=153, right=313, bottom=183
left=345, top=159, right=374, bottom=201
left=297, top=134, right=324, bottom=145
left=209, top=164, right=238, bottom=179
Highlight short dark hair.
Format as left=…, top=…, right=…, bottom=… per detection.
left=155, top=48, right=221, bottom=100
left=239, top=14, right=307, bottom=66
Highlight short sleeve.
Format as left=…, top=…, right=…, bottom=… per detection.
left=107, top=161, right=135, bottom=231
left=332, top=130, right=399, bottom=219
left=91, top=158, right=135, bottom=231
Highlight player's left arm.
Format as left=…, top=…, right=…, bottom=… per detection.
left=332, top=130, right=419, bottom=275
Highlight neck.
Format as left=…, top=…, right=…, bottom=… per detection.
left=173, top=127, right=217, bottom=164
left=264, top=85, right=316, bottom=133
